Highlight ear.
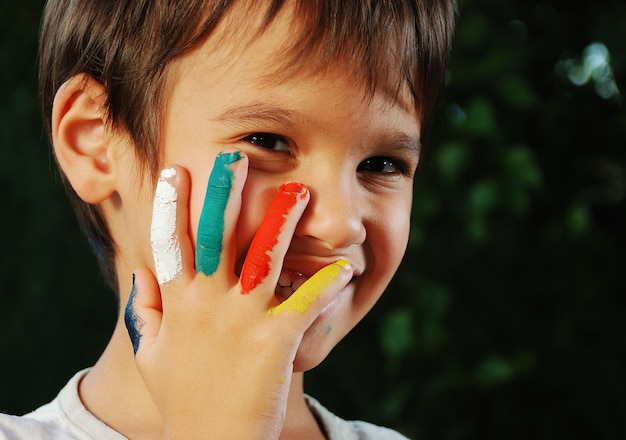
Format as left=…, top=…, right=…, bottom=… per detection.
left=51, top=74, right=121, bottom=204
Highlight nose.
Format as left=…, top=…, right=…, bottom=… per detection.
left=294, top=177, right=366, bottom=251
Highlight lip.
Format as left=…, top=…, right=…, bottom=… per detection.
left=314, top=280, right=356, bottom=323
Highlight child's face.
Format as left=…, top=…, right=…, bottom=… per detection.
left=139, top=11, right=420, bottom=371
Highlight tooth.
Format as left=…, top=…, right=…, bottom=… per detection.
left=275, top=269, right=313, bottom=300
left=292, top=276, right=306, bottom=291
left=275, top=285, right=292, bottom=298
left=278, top=271, right=291, bottom=288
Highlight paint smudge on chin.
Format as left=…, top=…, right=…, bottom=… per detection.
left=124, top=276, right=143, bottom=355
left=196, top=151, right=242, bottom=276
left=267, top=260, right=349, bottom=315
left=151, top=168, right=182, bottom=284
left=240, top=182, right=307, bottom=294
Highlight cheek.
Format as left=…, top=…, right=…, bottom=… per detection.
left=372, top=199, right=411, bottom=271
left=351, top=198, right=410, bottom=298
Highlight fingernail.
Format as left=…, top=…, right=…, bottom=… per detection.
left=160, top=167, right=177, bottom=181
left=280, top=182, right=307, bottom=196
left=216, top=150, right=243, bottom=166
left=335, top=259, right=351, bottom=269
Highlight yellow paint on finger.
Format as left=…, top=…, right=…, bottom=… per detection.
left=268, top=260, right=349, bottom=315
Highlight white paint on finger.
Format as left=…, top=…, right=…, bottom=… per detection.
left=151, top=168, right=182, bottom=284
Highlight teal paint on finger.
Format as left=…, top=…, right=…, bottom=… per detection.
left=124, top=275, right=142, bottom=355
left=196, top=151, right=242, bottom=275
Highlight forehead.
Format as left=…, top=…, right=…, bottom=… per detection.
left=168, top=0, right=417, bottom=116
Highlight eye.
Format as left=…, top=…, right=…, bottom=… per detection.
left=242, top=133, right=290, bottom=152
left=357, top=156, right=409, bottom=176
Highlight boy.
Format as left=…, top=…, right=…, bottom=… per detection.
left=1, top=0, right=455, bottom=438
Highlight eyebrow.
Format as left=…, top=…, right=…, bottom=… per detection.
left=212, top=103, right=303, bottom=130
left=384, top=132, right=422, bottom=161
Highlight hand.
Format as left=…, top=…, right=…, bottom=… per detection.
left=124, top=152, right=353, bottom=439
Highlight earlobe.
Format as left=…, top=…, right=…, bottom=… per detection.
left=52, top=74, right=118, bottom=204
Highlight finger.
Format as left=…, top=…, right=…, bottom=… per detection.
left=239, top=182, right=309, bottom=294
left=196, top=151, right=247, bottom=277
left=151, top=167, right=193, bottom=285
left=124, top=268, right=163, bottom=355
left=267, top=260, right=353, bottom=320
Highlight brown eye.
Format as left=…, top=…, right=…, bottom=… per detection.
left=243, top=133, right=290, bottom=152
left=357, top=156, right=408, bottom=175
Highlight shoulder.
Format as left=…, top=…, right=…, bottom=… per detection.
left=0, top=369, right=125, bottom=440
left=0, top=411, right=53, bottom=440
left=0, top=401, right=78, bottom=440
left=305, top=395, right=410, bottom=440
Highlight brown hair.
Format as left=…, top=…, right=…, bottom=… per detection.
left=39, top=0, right=457, bottom=292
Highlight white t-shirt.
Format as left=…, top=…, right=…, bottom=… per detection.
left=0, top=369, right=409, bottom=439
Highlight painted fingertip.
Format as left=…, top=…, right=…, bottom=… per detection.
left=334, top=259, right=351, bottom=269
left=196, top=151, right=243, bottom=276
left=124, top=275, right=143, bottom=355
left=216, top=150, right=243, bottom=166
left=151, top=167, right=182, bottom=285
left=160, top=167, right=177, bottom=180
left=279, top=181, right=308, bottom=196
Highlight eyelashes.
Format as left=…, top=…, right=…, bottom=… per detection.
left=357, top=156, right=412, bottom=176
left=242, top=133, right=290, bottom=153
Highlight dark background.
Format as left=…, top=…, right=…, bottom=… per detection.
left=1, top=1, right=625, bottom=439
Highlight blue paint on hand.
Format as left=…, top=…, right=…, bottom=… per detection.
left=196, top=151, right=242, bottom=276
left=124, top=277, right=142, bottom=355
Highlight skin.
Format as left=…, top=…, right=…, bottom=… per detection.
left=53, top=4, right=421, bottom=439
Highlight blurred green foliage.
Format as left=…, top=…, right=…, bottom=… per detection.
left=1, top=1, right=625, bottom=439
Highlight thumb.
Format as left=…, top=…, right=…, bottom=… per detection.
left=124, top=268, right=163, bottom=356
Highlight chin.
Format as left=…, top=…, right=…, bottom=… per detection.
left=292, top=340, right=335, bottom=373
left=292, top=312, right=352, bottom=373
left=292, top=279, right=382, bottom=372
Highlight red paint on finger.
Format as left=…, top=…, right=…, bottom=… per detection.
left=240, top=182, right=307, bottom=294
